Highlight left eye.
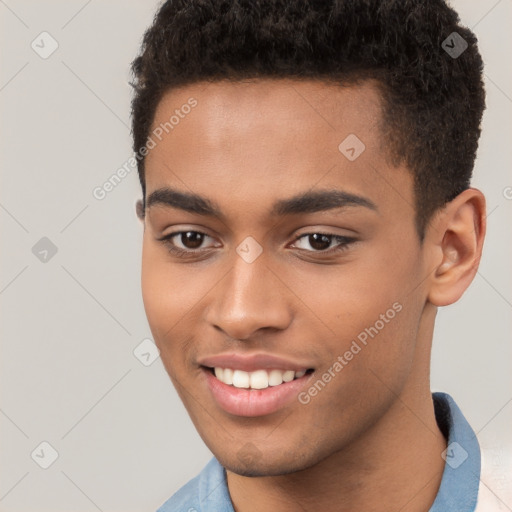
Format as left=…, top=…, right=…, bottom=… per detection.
left=290, top=233, right=355, bottom=253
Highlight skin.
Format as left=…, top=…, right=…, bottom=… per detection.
left=136, top=78, right=486, bottom=512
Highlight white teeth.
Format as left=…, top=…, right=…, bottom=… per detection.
left=213, top=367, right=308, bottom=389
left=282, top=370, right=295, bottom=382
left=232, top=370, right=250, bottom=388
left=250, top=370, right=269, bottom=389
left=223, top=368, right=234, bottom=385
left=268, top=369, right=284, bottom=386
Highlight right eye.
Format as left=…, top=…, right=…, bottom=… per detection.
left=158, top=230, right=220, bottom=258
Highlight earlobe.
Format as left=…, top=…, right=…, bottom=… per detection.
left=427, top=188, right=486, bottom=307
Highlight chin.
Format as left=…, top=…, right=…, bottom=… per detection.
left=225, top=461, right=307, bottom=478
left=218, top=449, right=316, bottom=478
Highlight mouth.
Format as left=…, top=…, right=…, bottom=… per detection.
left=204, top=366, right=315, bottom=389
left=200, top=365, right=315, bottom=417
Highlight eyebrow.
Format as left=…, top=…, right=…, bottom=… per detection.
left=146, top=186, right=378, bottom=219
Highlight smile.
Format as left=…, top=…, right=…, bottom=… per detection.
left=211, top=367, right=310, bottom=389
left=201, top=366, right=315, bottom=417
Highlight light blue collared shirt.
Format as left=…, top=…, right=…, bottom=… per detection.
left=157, top=392, right=481, bottom=512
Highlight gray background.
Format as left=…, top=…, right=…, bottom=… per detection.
left=0, top=1, right=511, bottom=510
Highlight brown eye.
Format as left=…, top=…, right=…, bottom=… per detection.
left=291, top=233, right=356, bottom=253
left=178, top=231, right=205, bottom=249
left=158, top=230, right=218, bottom=258
left=305, top=233, right=331, bottom=251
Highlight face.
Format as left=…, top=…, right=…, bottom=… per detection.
left=140, top=79, right=433, bottom=476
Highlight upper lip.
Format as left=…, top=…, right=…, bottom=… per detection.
left=197, top=352, right=313, bottom=372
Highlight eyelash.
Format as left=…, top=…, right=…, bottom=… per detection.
left=158, top=230, right=356, bottom=259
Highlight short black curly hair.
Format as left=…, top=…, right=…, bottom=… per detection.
left=130, top=0, right=485, bottom=240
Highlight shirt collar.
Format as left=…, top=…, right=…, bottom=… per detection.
left=429, top=391, right=481, bottom=512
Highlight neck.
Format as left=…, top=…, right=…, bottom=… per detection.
left=226, top=305, right=447, bottom=512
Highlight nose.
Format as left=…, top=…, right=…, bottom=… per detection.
left=205, top=252, right=293, bottom=341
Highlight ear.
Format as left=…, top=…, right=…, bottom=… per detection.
left=136, top=199, right=145, bottom=223
left=426, top=188, right=486, bottom=307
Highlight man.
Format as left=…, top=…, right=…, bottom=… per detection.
left=130, top=1, right=501, bottom=510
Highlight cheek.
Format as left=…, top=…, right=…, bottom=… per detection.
left=290, top=250, right=421, bottom=387
left=141, top=248, right=170, bottom=339
left=140, top=242, right=192, bottom=354
left=140, top=240, right=221, bottom=371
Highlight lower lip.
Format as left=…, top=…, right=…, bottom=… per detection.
left=202, top=368, right=313, bottom=417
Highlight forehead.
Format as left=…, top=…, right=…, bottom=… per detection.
left=144, top=78, right=413, bottom=224
left=149, top=78, right=384, bottom=152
